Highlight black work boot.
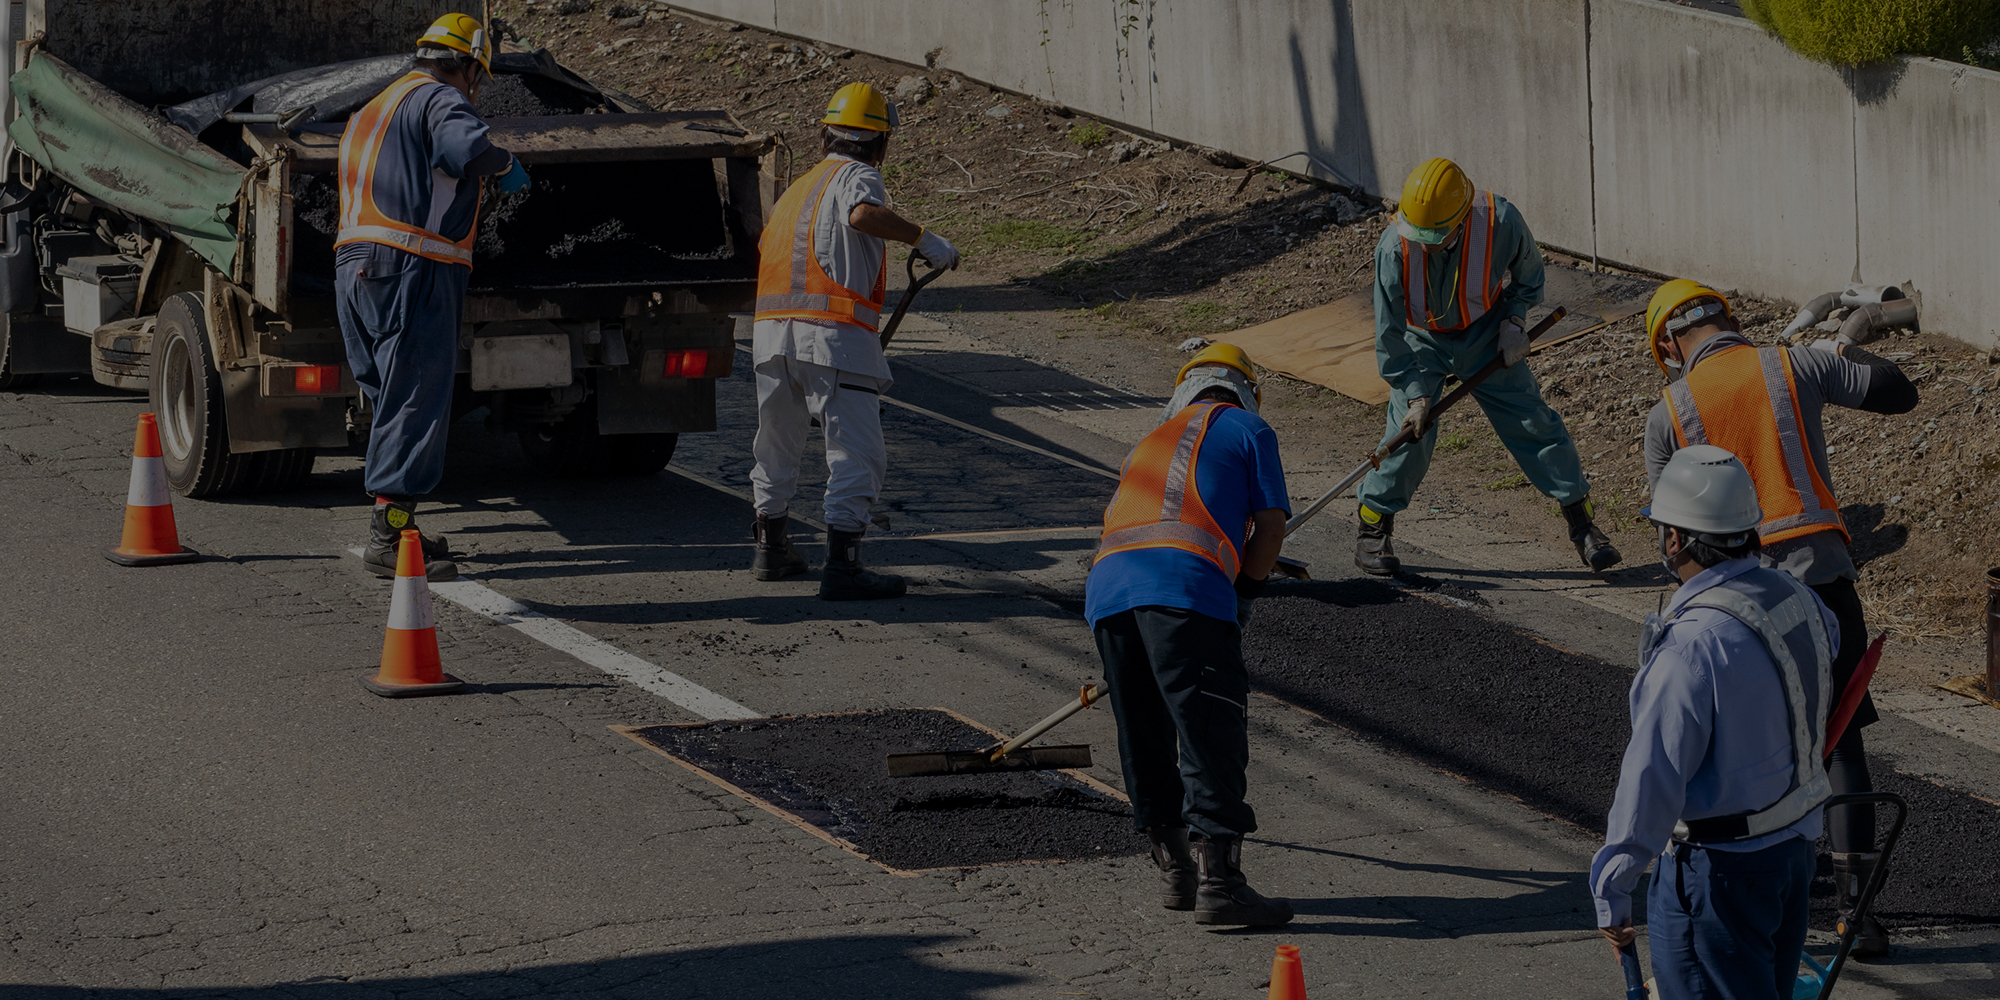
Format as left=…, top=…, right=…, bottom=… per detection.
left=752, top=513, right=808, bottom=581
left=819, top=528, right=906, bottom=601
left=1354, top=508, right=1399, bottom=577
left=1146, top=825, right=1197, bottom=911
left=1833, top=852, right=1893, bottom=959
left=362, top=499, right=459, bottom=582
left=1561, top=498, right=1622, bottom=572
left=1192, top=834, right=1293, bottom=927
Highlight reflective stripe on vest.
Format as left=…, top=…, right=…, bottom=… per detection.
left=336, top=72, right=482, bottom=268
left=1664, top=345, right=1847, bottom=545
left=754, top=157, right=889, bottom=331
left=1091, top=401, right=1243, bottom=580
left=1669, top=570, right=1833, bottom=843
left=1402, top=190, right=1499, bottom=332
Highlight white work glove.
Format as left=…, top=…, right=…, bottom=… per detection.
left=1399, top=395, right=1433, bottom=437
left=1499, top=316, right=1531, bottom=367
left=914, top=228, right=960, bottom=270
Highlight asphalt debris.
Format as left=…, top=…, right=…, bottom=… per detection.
left=628, top=709, right=1144, bottom=871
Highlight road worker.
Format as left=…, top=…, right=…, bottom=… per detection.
left=1086, top=344, right=1293, bottom=927
left=1593, top=445, right=1839, bottom=998
left=1641, top=280, right=1918, bottom=957
left=338, top=13, right=530, bottom=580
left=1358, top=157, right=1618, bottom=576
left=748, top=82, right=960, bottom=601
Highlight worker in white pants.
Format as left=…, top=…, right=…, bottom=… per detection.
left=750, top=356, right=889, bottom=538
left=747, top=81, right=958, bottom=601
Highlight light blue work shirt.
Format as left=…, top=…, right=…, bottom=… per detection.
left=1588, top=556, right=1840, bottom=927
left=1372, top=193, right=1544, bottom=401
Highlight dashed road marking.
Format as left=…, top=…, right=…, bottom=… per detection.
left=349, top=548, right=759, bottom=720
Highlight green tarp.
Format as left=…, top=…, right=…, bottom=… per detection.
left=8, top=52, right=247, bottom=275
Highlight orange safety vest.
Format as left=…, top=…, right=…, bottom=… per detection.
left=1664, top=344, right=1849, bottom=545
left=1092, top=401, right=1244, bottom=580
left=754, top=157, right=889, bottom=330
left=336, top=71, right=481, bottom=267
left=1401, top=189, right=1499, bottom=332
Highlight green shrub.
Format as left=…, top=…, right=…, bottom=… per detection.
left=1740, top=0, right=2000, bottom=66
left=1068, top=122, right=1111, bottom=148
left=982, top=218, right=1087, bottom=251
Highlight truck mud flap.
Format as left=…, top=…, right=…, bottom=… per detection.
left=221, top=364, right=347, bottom=453
left=595, top=366, right=715, bottom=435
left=2, top=314, right=90, bottom=374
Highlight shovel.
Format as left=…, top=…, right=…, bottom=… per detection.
left=879, top=250, right=950, bottom=349
left=886, top=684, right=1103, bottom=777
left=1271, top=306, right=1568, bottom=580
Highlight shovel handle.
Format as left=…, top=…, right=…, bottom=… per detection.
left=1815, top=791, right=1909, bottom=1000
left=1282, top=306, right=1568, bottom=539
left=986, top=684, right=1105, bottom=761
left=1619, top=943, right=1648, bottom=999
left=879, top=251, right=949, bottom=349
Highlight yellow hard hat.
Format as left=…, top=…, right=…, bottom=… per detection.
left=822, top=82, right=899, bottom=135
left=1644, top=279, right=1732, bottom=373
left=1395, top=158, right=1473, bottom=245
left=418, top=12, right=492, bottom=76
left=1177, top=343, right=1260, bottom=404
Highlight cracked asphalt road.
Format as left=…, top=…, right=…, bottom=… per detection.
left=3, top=311, right=1996, bottom=998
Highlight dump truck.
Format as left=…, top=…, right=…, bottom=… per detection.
left=0, top=1, right=775, bottom=494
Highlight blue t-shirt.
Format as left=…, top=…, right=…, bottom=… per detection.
left=1084, top=405, right=1290, bottom=626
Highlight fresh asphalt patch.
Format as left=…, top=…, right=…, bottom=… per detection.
left=624, top=709, right=1146, bottom=872
left=1243, top=579, right=2000, bottom=929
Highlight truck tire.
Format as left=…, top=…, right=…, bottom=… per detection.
left=517, top=394, right=678, bottom=477
left=249, top=447, right=318, bottom=492
left=151, top=292, right=255, bottom=497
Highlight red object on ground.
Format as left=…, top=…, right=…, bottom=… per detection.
left=1266, top=944, right=1306, bottom=999
left=104, top=413, right=199, bottom=566
left=1825, top=632, right=1887, bottom=758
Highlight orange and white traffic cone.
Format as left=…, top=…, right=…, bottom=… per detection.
left=1266, top=944, right=1306, bottom=1000
left=104, top=413, right=199, bottom=566
left=362, top=529, right=466, bottom=698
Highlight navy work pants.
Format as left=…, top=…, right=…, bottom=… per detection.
left=1093, top=606, right=1255, bottom=839
left=336, top=245, right=467, bottom=498
left=1648, top=837, right=1814, bottom=1000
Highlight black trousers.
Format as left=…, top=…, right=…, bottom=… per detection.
left=1812, top=578, right=1877, bottom=855
left=1093, top=606, right=1256, bottom=839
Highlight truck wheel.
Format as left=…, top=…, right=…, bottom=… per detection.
left=249, top=448, right=318, bottom=492
left=151, top=292, right=255, bottom=497
left=517, top=394, right=678, bottom=477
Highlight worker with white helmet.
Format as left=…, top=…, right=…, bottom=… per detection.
left=1358, top=157, right=1617, bottom=577
left=1086, top=343, right=1293, bottom=928
left=1592, top=445, right=1839, bottom=998
left=748, top=82, right=960, bottom=601
left=1641, top=279, right=1918, bottom=957
left=338, top=13, right=530, bottom=581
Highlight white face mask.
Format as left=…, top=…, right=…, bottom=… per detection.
left=1657, top=524, right=1677, bottom=576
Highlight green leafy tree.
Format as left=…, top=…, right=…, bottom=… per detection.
left=1740, top=0, right=2000, bottom=66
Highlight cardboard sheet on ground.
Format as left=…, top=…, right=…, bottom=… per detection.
left=1218, top=264, right=1657, bottom=405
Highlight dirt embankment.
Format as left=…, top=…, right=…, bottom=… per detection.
left=495, top=0, right=2000, bottom=678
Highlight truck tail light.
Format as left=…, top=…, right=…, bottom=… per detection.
left=293, top=365, right=342, bottom=394
left=660, top=348, right=712, bottom=378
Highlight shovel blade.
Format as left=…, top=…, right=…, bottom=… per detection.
left=1272, top=556, right=1311, bottom=581
left=885, top=744, right=1094, bottom=777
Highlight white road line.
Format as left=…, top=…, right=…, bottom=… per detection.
left=348, top=548, right=759, bottom=720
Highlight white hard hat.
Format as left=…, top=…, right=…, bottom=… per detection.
left=1644, top=444, right=1762, bottom=538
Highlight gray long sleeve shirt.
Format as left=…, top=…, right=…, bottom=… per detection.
left=1643, top=334, right=1874, bottom=585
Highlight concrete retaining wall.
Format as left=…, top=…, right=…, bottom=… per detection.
left=665, top=0, right=2000, bottom=348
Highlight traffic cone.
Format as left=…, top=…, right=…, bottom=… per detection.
left=362, top=529, right=465, bottom=698
left=104, top=413, right=198, bottom=566
left=1267, top=944, right=1306, bottom=1000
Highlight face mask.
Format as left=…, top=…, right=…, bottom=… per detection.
left=1657, top=524, right=1677, bottom=576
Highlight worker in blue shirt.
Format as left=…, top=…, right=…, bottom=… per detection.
left=1085, top=343, right=1292, bottom=927
left=1592, top=445, right=1838, bottom=999
left=1358, top=157, right=1617, bottom=577
left=337, top=14, right=531, bottom=580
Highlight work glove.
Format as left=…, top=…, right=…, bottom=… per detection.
left=1498, top=315, right=1531, bottom=367
left=915, top=227, right=960, bottom=270
left=1399, top=395, right=1433, bottom=438
left=1233, top=573, right=1266, bottom=629
left=497, top=157, right=531, bottom=194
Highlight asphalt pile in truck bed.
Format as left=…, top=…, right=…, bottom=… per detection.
left=476, top=71, right=605, bottom=117
left=627, top=709, right=1144, bottom=871
left=1242, top=578, right=2000, bottom=928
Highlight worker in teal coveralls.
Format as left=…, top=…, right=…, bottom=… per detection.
left=1355, top=157, right=1619, bottom=577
